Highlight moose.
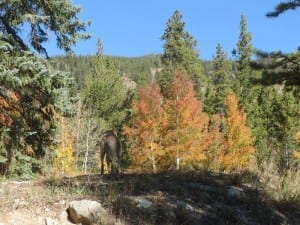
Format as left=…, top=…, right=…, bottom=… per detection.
left=99, top=130, right=122, bottom=175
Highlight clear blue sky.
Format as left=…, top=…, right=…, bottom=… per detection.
left=46, top=0, right=300, bottom=60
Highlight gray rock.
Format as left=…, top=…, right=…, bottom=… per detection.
left=137, top=199, right=153, bottom=209
left=67, top=200, right=107, bottom=225
left=176, top=200, right=194, bottom=211
left=45, top=217, right=59, bottom=225
left=226, top=186, right=245, bottom=199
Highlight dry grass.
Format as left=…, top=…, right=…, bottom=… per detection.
left=1, top=169, right=299, bottom=225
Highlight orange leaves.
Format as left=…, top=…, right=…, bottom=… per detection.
left=123, top=82, right=166, bottom=173
left=0, top=91, right=20, bottom=127
left=163, top=71, right=209, bottom=168
left=220, top=92, right=255, bottom=171
left=124, top=71, right=256, bottom=173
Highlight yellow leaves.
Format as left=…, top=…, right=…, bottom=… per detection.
left=53, top=117, right=75, bottom=176
left=296, top=132, right=300, bottom=143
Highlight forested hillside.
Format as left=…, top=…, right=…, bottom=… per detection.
left=50, top=54, right=163, bottom=89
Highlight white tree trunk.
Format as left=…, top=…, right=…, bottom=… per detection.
left=82, top=110, right=91, bottom=174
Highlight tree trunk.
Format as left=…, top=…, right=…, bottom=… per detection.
left=82, top=110, right=91, bottom=174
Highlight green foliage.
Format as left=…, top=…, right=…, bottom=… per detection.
left=0, top=0, right=91, bottom=56
left=8, top=151, right=40, bottom=180
left=232, top=13, right=254, bottom=107
left=82, top=40, right=129, bottom=130
left=51, top=54, right=161, bottom=90
left=159, top=10, right=205, bottom=97
left=0, top=38, right=75, bottom=177
left=266, top=0, right=300, bottom=17
left=253, top=50, right=300, bottom=86
left=204, top=43, right=232, bottom=115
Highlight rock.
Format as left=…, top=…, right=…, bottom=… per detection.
left=176, top=200, right=194, bottom=211
left=67, top=200, right=107, bottom=225
left=45, top=217, right=59, bottom=225
left=59, top=211, right=75, bottom=225
left=226, top=186, right=245, bottom=199
left=137, top=199, right=152, bottom=209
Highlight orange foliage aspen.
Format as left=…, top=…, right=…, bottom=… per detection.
left=123, top=82, right=166, bottom=173
left=221, top=91, right=255, bottom=172
left=163, top=70, right=209, bottom=169
left=204, top=115, right=226, bottom=171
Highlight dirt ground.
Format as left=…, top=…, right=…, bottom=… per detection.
left=0, top=172, right=299, bottom=225
left=0, top=179, right=75, bottom=225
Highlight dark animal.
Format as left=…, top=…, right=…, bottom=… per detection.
left=99, top=130, right=122, bottom=175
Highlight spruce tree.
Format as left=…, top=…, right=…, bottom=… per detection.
left=159, top=10, right=204, bottom=97
left=0, top=0, right=91, bottom=57
left=0, top=0, right=90, bottom=177
left=82, top=39, right=129, bottom=131
left=266, top=0, right=300, bottom=17
left=0, top=40, right=74, bottom=177
left=204, top=43, right=232, bottom=115
left=253, top=1, right=300, bottom=85
left=233, top=13, right=254, bottom=106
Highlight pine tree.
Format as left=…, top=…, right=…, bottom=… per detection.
left=204, top=43, right=232, bottom=115
left=252, top=1, right=300, bottom=85
left=0, top=0, right=89, bottom=177
left=233, top=13, right=254, bottom=106
left=0, top=0, right=90, bottom=57
left=266, top=0, right=300, bottom=17
left=0, top=40, right=75, bottom=177
left=82, top=39, right=129, bottom=130
left=159, top=10, right=205, bottom=97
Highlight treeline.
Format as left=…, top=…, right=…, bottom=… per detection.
left=1, top=0, right=299, bottom=190
left=50, top=54, right=162, bottom=89
left=50, top=11, right=300, bottom=177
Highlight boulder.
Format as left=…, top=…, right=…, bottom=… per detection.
left=45, top=217, right=59, bottom=225
left=226, top=186, right=245, bottom=199
left=66, top=200, right=107, bottom=225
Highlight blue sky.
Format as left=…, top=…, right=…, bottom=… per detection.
left=46, top=0, right=300, bottom=60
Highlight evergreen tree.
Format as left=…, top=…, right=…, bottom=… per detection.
left=82, top=39, right=129, bottom=131
left=253, top=1, right=300, bottom=85
left=253, top=50, right=300, bottom=86
left=0, top=0, right=91, bottom=57
left=204, top=43, right=232, bottom=115
left=0, top=40, right=74, bottom=177
left=233, top=13, right=254, bottom=106
left=0, top=0, right=90, bottom=177
left=159, top=10, right=205, bottom=97
left=266, top=0, right=300, bottom=17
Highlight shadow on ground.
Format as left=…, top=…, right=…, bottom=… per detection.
left=46, top=171, right=300, bottom=225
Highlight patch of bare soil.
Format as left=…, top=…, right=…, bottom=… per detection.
left=0, top=179, right=77, bottom=225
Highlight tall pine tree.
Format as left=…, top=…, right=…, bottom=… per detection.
left=159, top=10, right=205, bottom=97
left=204, top=43, right=232, bottom=115
left=233, top=13, right=254, bottom=107
left=83, top=39, right=129, bottom=131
